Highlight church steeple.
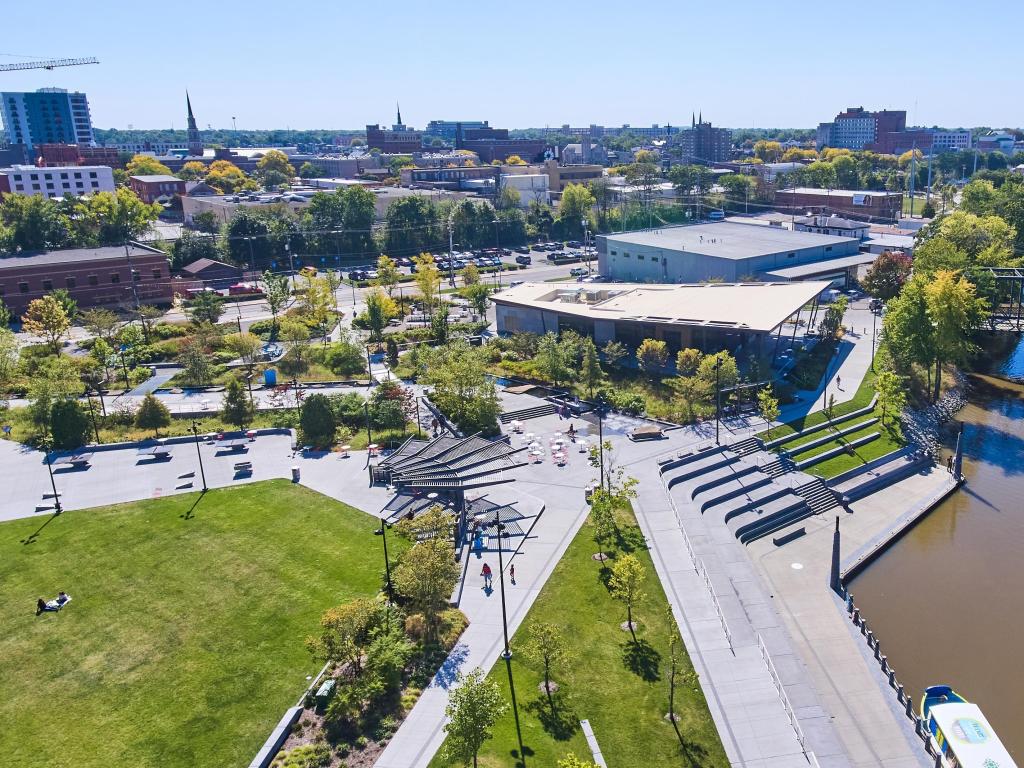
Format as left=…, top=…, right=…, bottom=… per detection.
left=186, top=91, right=203, bottom=156
left=396, top=101, right=402, bottom=127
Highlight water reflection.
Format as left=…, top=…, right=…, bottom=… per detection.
left=849, top=373, right=1024, bottom=760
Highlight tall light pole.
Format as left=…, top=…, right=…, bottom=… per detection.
left=43, top=441, right=62, bottom=515
left=494, top=509, right=526, bottom=766
left=714, top=355, right=722, bottom=445
left=582, top=217, right=592, bottom=273
left=492, top=218, right=503, bottom=287
left=374, top=521, right=394, bottom=602
left=871, top=308, right=878, bottom=372
left=447, top=207, right=457, bottom=287
left=191, top=419, right=208, bottom=492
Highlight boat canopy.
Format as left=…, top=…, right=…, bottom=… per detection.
left=928, top=702, right=1018, bottom=768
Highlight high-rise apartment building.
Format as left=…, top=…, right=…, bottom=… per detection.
left=673, top=115, right=731, bottom=163
left=816, top=107, right=905, bottom=151
left=1, top=88, right=94, bottom=152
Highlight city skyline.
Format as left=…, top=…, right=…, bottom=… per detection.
left=2, top=0, right=1022, bottom=132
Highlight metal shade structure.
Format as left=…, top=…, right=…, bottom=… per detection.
left=375, top=433, right=529, bottom=543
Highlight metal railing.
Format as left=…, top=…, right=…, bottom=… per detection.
left=757, top=633, right=818, bottom=764
left=697, top=556, right=734, bottom=653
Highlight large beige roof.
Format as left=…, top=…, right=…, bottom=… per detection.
left=492, top=280, right=830, bottom=332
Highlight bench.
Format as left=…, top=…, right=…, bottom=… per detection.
left=234, top=461, right=253, bottom=473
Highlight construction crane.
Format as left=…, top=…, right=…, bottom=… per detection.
left=0, top=57, right=99, bottom=72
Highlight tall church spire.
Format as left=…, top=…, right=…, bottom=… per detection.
left=396, top=101, right=402, bottom=127
left=186, top=92, right=203, bottom=156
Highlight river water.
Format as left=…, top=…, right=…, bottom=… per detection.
left=848, top=368, right=1024, bottom=759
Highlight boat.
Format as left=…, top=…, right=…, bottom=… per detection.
left=920, top=685, right=1018, bottom=768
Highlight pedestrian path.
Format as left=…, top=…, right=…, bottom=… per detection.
left=626, top=437, right=851, bottom=768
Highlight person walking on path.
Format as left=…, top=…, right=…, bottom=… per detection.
left=836, top=375, right=842, bottom=391
left=510, top=563, right=516, bottom=584
left=481, top=562, right=493, bottom=590
left=947, top=454, right=954, bottom=474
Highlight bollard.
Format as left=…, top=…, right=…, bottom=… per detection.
left=866, top=629, right=875, bottom=646
left=915, top=716, right=925, bottom=738
left=874, top=640, right=882, bottom=660
left=861, top=618, right=868, bottom=636
left=852, top=607, right=860, bottom=625
left=934, top=751, right=943, bottom=768
left=881, top=655, right=889, bottom=674
left=888, top=667, right=897, bottom=687
left=846, top=593, right=853, bottom=613
left=897, top=683, right=906, bottom=704
left=905, top=696, right=914, bottom=719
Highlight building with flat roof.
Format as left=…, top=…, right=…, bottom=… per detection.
left=128, top=174, right=186, bottom=204
left=597, top=222, right=861, bottom=284
left=775, top=187, right=902, bottom=222
left=0, top=164, right=115, bottom=199
left=672, top=115, right=731, bottom=163
left=493, top=280, right=830, bottom=358
left=0, top=243, right=171, bottom=314
left=1, top=88, right=94, bottom=152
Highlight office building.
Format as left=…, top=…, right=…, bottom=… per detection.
left=596, top=222, right=865, bottom=284
left=0, top=243, right=172, bottom=314
left=1, top=88, right=94, bottom=152
left=816, top=107, right=906, bottom=151
left=493, top=280, right=829, bottom=357
left=0, top=164, right=115, bottom=199
left=366, top=104, right=423, bottom=153
left=423, top=120, right=490, bottom=141
left=671, top=114, right=731, bottom=163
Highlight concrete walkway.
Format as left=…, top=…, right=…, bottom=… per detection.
left=626, top=438, right=850, bottom=768
left=747, top=469, right=951, bottom=768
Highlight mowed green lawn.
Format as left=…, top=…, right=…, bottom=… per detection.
left=431, top=505, right=728, bottom=768
left=0, top=480, right=391, bottom=768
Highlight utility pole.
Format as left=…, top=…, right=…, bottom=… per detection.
left=909, top=141, right=917, bottom=218
left=925, top=146, right=934, bottom=205
left=85, top=391, right=100, bottom=444
left=374, top=522, right=394, bottom=602
left=43, top=442, right=62, bottom=515
left=124, top=240, right=141, bottom=310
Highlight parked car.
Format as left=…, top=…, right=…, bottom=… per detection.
left=515, top=254, right=532, bottom=265
left=869, top=298, right=884, bottom=312
left=569, top=267, right=588, bottom=277
left=514, top=245, right=531, bottom=254
left=567, top=240, right=584, bottom=249
left=348, top=269, right=367, bottom=281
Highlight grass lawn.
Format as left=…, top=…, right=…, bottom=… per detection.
left=430, top=504, right=728, bottom=768
left=0, top=480, right=398, bottom=768
left=759, top=368, right=906, bottom=479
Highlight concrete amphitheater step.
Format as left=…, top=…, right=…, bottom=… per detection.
left=683, top=461, right=763, bottom=500
left=739, top=504, right=816, bottom=545
left=663, top=450, right=740, bottom=488
left=692, top=471, right=774, bottom=513
left=709, top=482, right=794, bottom=522
left=727, top=493, right=809, bottom=542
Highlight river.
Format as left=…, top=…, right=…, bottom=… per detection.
left=848, top=365, right=1024, bottom=759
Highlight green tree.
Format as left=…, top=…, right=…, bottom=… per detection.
left=411, top=253, right=442, bottom=315
left=305, top=597, right=385, bottom=673
left=21, top=295, right=71, bottom=352
left=636, top=338, right=668, bottom=375
left=279, top=320, right=311, bottom=376
left=924, top=269, right=987, bottom=401
left=221, top=377, right=255, bottom=429
left=125, top=154, right=173, bottom=177
left=394, top=538, right=460, bottom=640
left=0, top=328, right=18, bottom=392
left=461, top=262, right=481, bottom=286
left=675, top=348, right=703, bottom=376
left=589, top=487, right=618, bottom=557
left=580, top=336, right=602, bottom=397
left=0, top=194, right=71, bottom=251
left=187, top=291, right=224, bottom=325
left=441, top=668, right=508, bottom=768
left=83, top=187, right=161, bottom=243
left=523, top=620, right=571, bottom=708
left=557, top=183, right=596, bottom=237
left=601, top=339, right=627, bottom=368
left=365, top=289, right=399, bottom=343
left=49, top=288, right=78, bottom=320
left=205, top=159, right=250, bottom=194
left=696, top=351, right=739, bottom=391
left=875, top=369, right=907, bottom=426
left=375, top=255, right=401, bottom=297
left=883, top=274, right=935, bottom=380
left=90, top=337, right=114, bottom=381
left=255, top=149, right=296, bottom=180
left=134, top=304, right=163, bottom=344
left=262, top=271, right=290, bottom=338
left=300, top=393, right=337, bottom=447
left=463, top=283, right=491, bottom=319
left=135, top=393, right=172, bottom=436
left=537, top=332, right=572, bottom=385
left=753, top=140, right=782, bottom=162
left=0, top=297, right=11, bottom=327
left=50, top=399, right=91, bottom=449
left=862, top=250, right=912, bottom=301
left=420, top=340, right=501, bottom=435
left=297, top=161, right=324, bottom=179
left=177, top=338, right=213, bottom=386
left=177, top=161, right=208, bottom=181
left=818, top=295, right=849, bottom=339
left=557, top=754, right=599, bottom=768
left=757, top=386, right=780, bottom=438
left=609, top=553, right=646, bottom=639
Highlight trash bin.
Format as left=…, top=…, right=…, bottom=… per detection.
left=264, top=368, right=278, bottom=387
left=291, top=466, right=300, bottom=482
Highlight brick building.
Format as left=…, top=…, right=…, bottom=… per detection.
left=128, top=174, right=186, bottom=204
left=0, top=243, right=172, bottom=314
left=774, top=187, right=902, bottom=223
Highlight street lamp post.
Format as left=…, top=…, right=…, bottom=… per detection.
left=714, top=355, right=722, bottom=445
left=596, top=396, right=606, bottom=490
left=374, top=522, right=394, bottom=602
left=119, top=346, right=130, bottom=391
left=85, top=391, right=100, bottom=444
left=492, top=218, right=503, bottom=288
left=190, top=419, right=208, bottom=491
left=447, top=208, right=457, bottom=287
left=293, top=378, right=301, bottom=417
left=43, top=441, right=62, bottom=515
left=582, top=217, right=592, bottom=273
left=871, top=308, right=878, bottom=372
left=364, top=401, right=373, bottom=447
left=494, top=509, right=526, bottom=766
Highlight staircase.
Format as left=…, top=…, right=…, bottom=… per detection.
left=762, top=456, right=796, bottom=478
left=730, top=437, right=763, bottom=457
left=795, top=478, right=840, bottom=515
left=499, top=403, right=558, bottom=424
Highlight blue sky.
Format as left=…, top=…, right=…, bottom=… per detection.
left=2, top=0, right=1021, bottom=131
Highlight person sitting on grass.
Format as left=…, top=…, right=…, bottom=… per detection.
left=36, top=598, right=47, bottom=615
left=56, top=591, right=70, bottom=607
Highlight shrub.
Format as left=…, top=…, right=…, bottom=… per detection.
left=324, top=342, right=366, bottom=377
left=270, top=742, right=332, bottom=767
left=247, top=318, right=275, bottom=339
left=151, top=323, right=190, bottom=340
left=50, top=399, right=91, bottom=449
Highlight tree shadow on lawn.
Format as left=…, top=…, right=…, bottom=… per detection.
left=677, top=736, right=711, bottom=768
left=524, top=688, right=579, bottom=741
left=622, top=638, right=661, bottom=682
left=614, top=525, right=648, bottom=554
